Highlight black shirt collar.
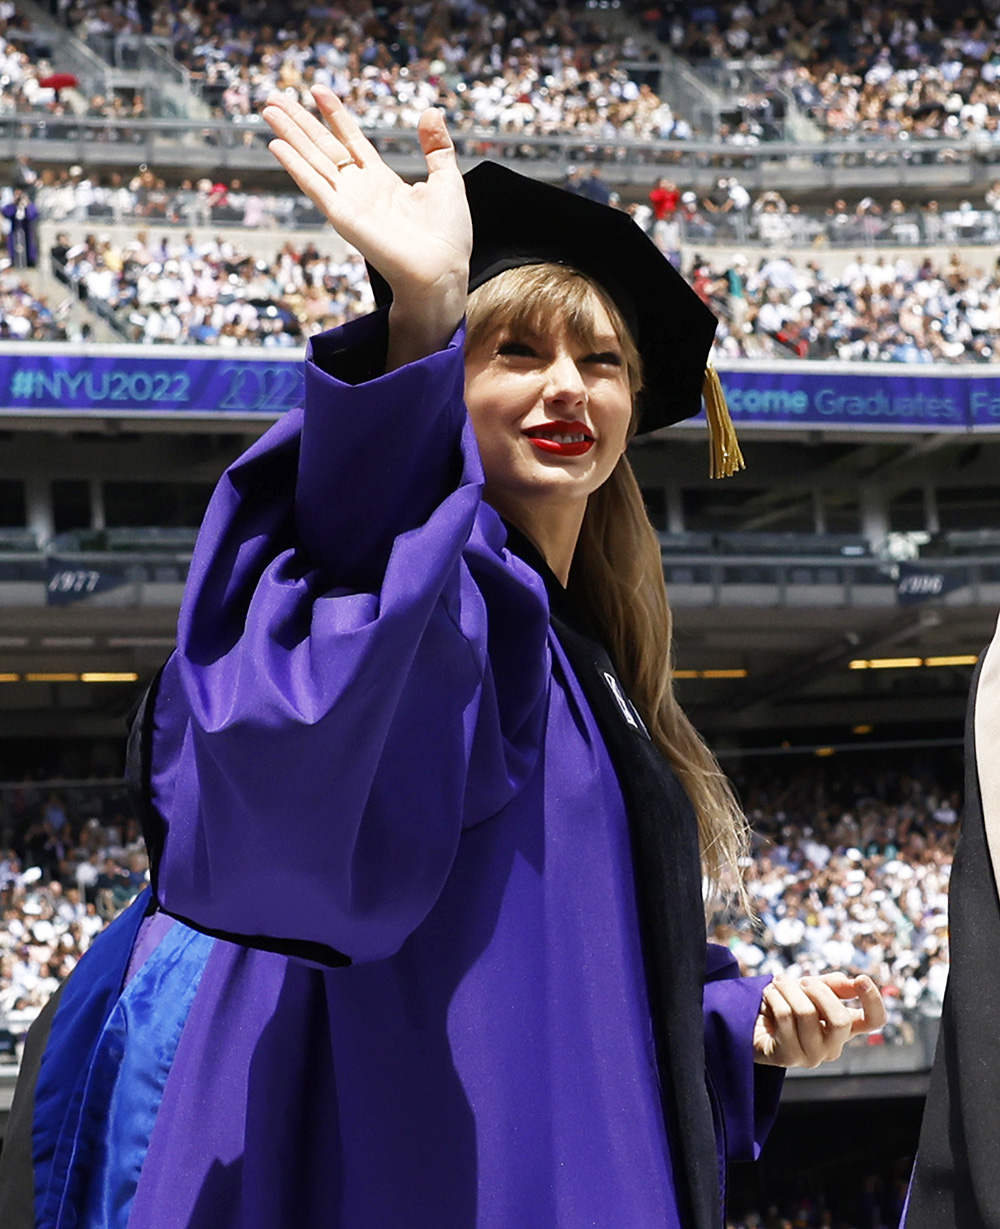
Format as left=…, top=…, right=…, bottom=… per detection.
left=500, top=520, right=596, bottom=641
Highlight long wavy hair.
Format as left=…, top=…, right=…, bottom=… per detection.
left=465, top=262, right=749, bottom=904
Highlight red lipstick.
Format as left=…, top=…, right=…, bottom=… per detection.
left=523, top=421, right=595, bottom=457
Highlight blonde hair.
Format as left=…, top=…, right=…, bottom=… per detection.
left=466, top=262, right=749, bottom=903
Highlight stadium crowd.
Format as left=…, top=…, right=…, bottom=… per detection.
left=0, top=760, right=957, bottom=1051
left=712, top=761, right=959, bottom=1051
left=20, top=160, right=1000, bottom=248
left=6, top=150, right=1000, bottom=355
left=0, top=3, right=137, bottom=122
left=49, top=227, right=374, bottom=343
left=0, top=6, right=61, bottom=116
left=5, top=149, right=1000, bottom=359
left=690, top=247, right=1000, bottom=362
left=6, top=0, right=1000, bottom=157
left=25, top=0, right=1000, bottom=154
left=0, top=779, right=146, bottom=1035
left=726, top=1191, right=907, bottom=1229
left=638, top=176, right=1000, bottom=247
left=643, top=0, right=1000, bottom=146
left=11, top=213, right=998, bottom=364
left=55, top=0, right=691, bottom=142
left=30, top=166, right=314, bottom=228
left=0, top=262, right=78, bottom=340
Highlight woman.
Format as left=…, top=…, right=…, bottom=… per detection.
left=2, top=189, right=39, bottom=269
left=0, top=89, right=884, bottom=1229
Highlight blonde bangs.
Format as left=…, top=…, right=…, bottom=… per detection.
left=465, top=262, right=643, bottom=404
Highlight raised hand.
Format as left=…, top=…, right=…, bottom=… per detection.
left=752, top=972, right=887, bottom=1068
left=262, top=85, right=473, bottom=365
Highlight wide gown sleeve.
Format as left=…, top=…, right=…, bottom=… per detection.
left=703, top=943, right=784, bottom=1163
left=147, top=310, right=550, bottom=965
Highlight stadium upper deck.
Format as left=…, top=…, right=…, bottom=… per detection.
left=5, top=0, right=1000, bottom=176
left=33, top=0, right=1000, bottom=148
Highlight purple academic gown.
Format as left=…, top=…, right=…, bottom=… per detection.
left=16, top=311, right=779, bottom=1229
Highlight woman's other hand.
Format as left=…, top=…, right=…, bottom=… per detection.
left=262, top=85, right=472, bottom=367
left=752, top=972, right=887, bottom=1068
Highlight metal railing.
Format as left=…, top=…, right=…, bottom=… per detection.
left=36, top=188, right=1000, bottom=248
left=78, top=33, right=212, bottom=120
left=659, top=553, right=1000, bottom=608
left=0, top=549, right=191, bottom=608
left=685, top=56, right=807, bottom=143
left=1, top=547, right=999, bottom=610
left=4, top=114, right=1000, bottom=186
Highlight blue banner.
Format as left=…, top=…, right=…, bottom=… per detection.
left=1, top=351, right=304, bottom=417
left=714, top=367, right=972, bottom=430
left=896, top=563, right=967, bottom=606
left=45, top=557, right=131, bottom=606
left=2, top=347, right=1000, bottom=429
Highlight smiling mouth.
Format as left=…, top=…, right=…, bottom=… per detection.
left=523, top=423, right=595, bottom=457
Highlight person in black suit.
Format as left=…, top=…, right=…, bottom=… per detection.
left=904, top=611, right=1000, bottom=1227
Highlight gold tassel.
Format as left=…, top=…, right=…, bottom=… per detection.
left=703, top=365, right=744, bottom=479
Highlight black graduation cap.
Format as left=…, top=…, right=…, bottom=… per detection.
left=369, top=160, right=743, bottom=474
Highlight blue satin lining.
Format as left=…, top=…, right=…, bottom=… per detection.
left=34, top=891, right=151, bottom=1229
left=79, top=921, right=215, bottom=1229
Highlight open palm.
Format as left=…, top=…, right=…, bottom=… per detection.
left=262, top=86, right=472, bottom=308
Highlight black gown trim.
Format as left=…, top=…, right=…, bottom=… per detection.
left=503, top=525, right=722, bottom=1229
left=905, top=655, right=997, bottom=1229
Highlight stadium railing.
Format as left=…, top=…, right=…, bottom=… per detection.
left=2, top=545, right=999, bottom=612
left=3, top=118, right=1000, bottom=190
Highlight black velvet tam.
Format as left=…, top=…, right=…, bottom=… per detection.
left=368, top=160, right=718, bottom=435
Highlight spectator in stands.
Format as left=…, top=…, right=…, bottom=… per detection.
left=649, top=175, right=680, bottom=221
left=263, top=315, right=294, bottom=345
left=887, top=198, right=922, bottom=245
left=65, top=165, right=95, bottom=222
left=651, top=206, right=682, bottom=268
left=12, top=154, right=37, bottom=199
left=625, top=199, right=653, bottom=233
left=100, top=170, right=137, bottom=222
left=577, top=165, right=611, bottom=206
left=703, top=175, right=736, bottom=219
left=679, top=189, right=714, bottom=239
left=1, top=188, right=38, bottom=267
left=702, top=176, right=752, bottom=242
left=0, top=269, right=66, bottom=341
left=724, top=253, right=751, bottom=335
left=905, top=601, right=1000, bottom=1226
left=853, top=197, right=886, bottom=241
left=752, top=190, right=791, bottom=246
left=228, top=177, right=268, bottom=227
left=94, top=854, right=134, bottom=919
left=560, top=165, right=585, bottom=195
